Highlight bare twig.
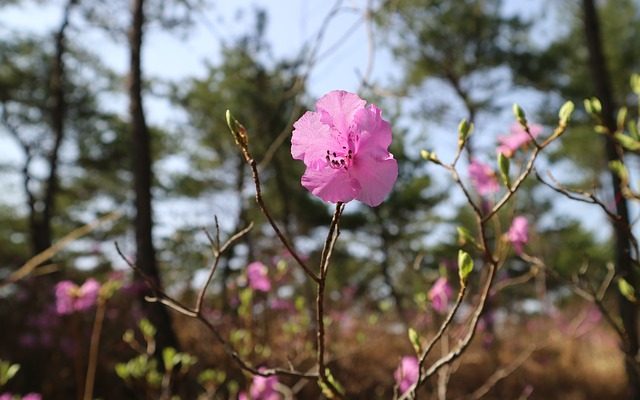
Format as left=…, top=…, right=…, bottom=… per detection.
left=115, top=234, right=318, bottom=381
left=316, top=203, right=346, bottom=399
left=83, top=297, right=107, bottom=400
left=195, top=221, right=254, bottom=313
left=1, top=211, right=122, bottom=288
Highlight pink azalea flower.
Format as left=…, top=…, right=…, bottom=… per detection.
left=468, top=159, right=499, bottom=196
left=247, top=262, right=271, bottom=292
left=239, top=372, right=281, bottom=400
left=507, top=216, right=529, bottom=255
left=394, top=356, right=419, bottom=395
left=0, top=393, right=12, bottom=400
left=23, top=394, right=42, bottom=400
left=497, top=123, right=543, bottom=158
left=54, top=278, right=101, bottom=315
left=428, top=277, right=453, bottom=314
left=291, top=90, right=398, bottom=207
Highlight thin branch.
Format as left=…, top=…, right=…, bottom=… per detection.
left=195, top=221, right=253, bottom=313
left=465, top=343, right=537, bottom=400
left=316, top=203, right=346, bottom=399
left=247, top=157, right=320, bottom=283
left=1, top=211, right=123, bottom=288
left=83, top=297, right=107, bottom=400
left=115, top=240, right=318, bottom=381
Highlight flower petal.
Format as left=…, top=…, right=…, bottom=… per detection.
left=291, top=111, right=342, bottom=169
left=351, top=154, right=398, bottom=207
left=354, top=105, right=392, bottom=156
left=301, top=167, right=360, bottom=204
left=316, top=90, right=366, bottom=134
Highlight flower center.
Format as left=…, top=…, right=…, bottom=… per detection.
left=325, top=146, right=353, bottom=170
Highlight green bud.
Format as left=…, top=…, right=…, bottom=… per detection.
left=458, top=250, right=474, bottom=284
left=225, top=109, right=249, bottom=149
left=609, top=160, right=629, bottom=182
left=497, top=152, right=510, bottom=188
left=617, top=107, right=628, bottom=131
left=513, top=103, right=526, bottom=123
left=584, top=98, right=593, bottom=115
left=590, top=97, right=602, bottom=114
left=631, top=74, right=640, bottom=95
left=420, top=149, right=439, bottom=163
left=457, top=119, right=473, bottom=147
left=558, top=101, right=575, bottom=125
left=629, top=119, right=639, bottom=140
left=594, top=125, right=609, bottom=134
left=408, top=328, right=422, bottom=355
left=614, top=133, right=640, bottom=151
left=618, top=278, right=636, bottom=302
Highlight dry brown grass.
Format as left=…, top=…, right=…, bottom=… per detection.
left=174, top=307, right=626, bottom=399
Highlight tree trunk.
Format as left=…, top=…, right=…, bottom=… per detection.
left=582, top=1, right=639, bottom=398
left=29, top=0, right=78, bottom=256
left=129, top=0, right=178, bottom=351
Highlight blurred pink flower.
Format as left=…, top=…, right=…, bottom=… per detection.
left=497, top=123, right=543, bottom=158
left=55, top=278, right=101, bottom=315
left=247, top=262, right=271, bottom=292
left=239, top=372, right=281, bottom=400
left=291, top=90, right=398, bottom=206
left=428, top=277, right=453, bottom=314
left=507, top=216, right=529, bottom=255
left=0, top=394, right=41, bottom=400
left=394, top=356, right=419, bottom=395
left=468, top=159, right=499, bottom=196
left=270, top=298, right=294, bottom=312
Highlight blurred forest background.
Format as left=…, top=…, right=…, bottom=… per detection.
left=1, top=0, right=639, bottom=399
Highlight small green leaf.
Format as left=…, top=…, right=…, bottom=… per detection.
left=497, top=152, right=510, bottom=188
left=408, top=328, right=421, bottom=355
left=591, top=97, right=602, bottom=113
left=122, top=329, right=135, bottom=344
left=617, top=107, right=628, bottom=131
left=631, top=74, right=640, bottom=95
left=583, top=98, right=593, bottom=114
left=618, top=278, right=636, bottom=302
left=609, top=160, right=628, bottom=183
left=594, top=125, right=609, bottom=134
left=162, top=347, right=177, bottom=372
left=457, top=226, right=474, bottom=246
left=615, top=133, right=640, bottom=151
left=6, top=364, right=19, bottom=381
left=458, top=250, right=474, bottom=283
left=628, top=120, right=639, bottom=140
left=115, top=363, right=129, bottom=380
left=139, top=319, right=156, bottom=340
left=558, top=101, right=575, bottom=124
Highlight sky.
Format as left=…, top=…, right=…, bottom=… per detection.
left=0, top=0, right=615, bottom=242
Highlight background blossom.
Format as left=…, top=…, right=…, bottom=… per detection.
left=247, top=262, right=272, bottom=292
left=497, top=123, right=543, bottom=157
left=54, top=279, right=101, bottom=315
left=394, top=356, right=419, bottom=395
left=468, top=159, right=499, bottom=196
left=428, top=277, right=453, bottom=314
left=507, top=216, right=529, bottom=255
